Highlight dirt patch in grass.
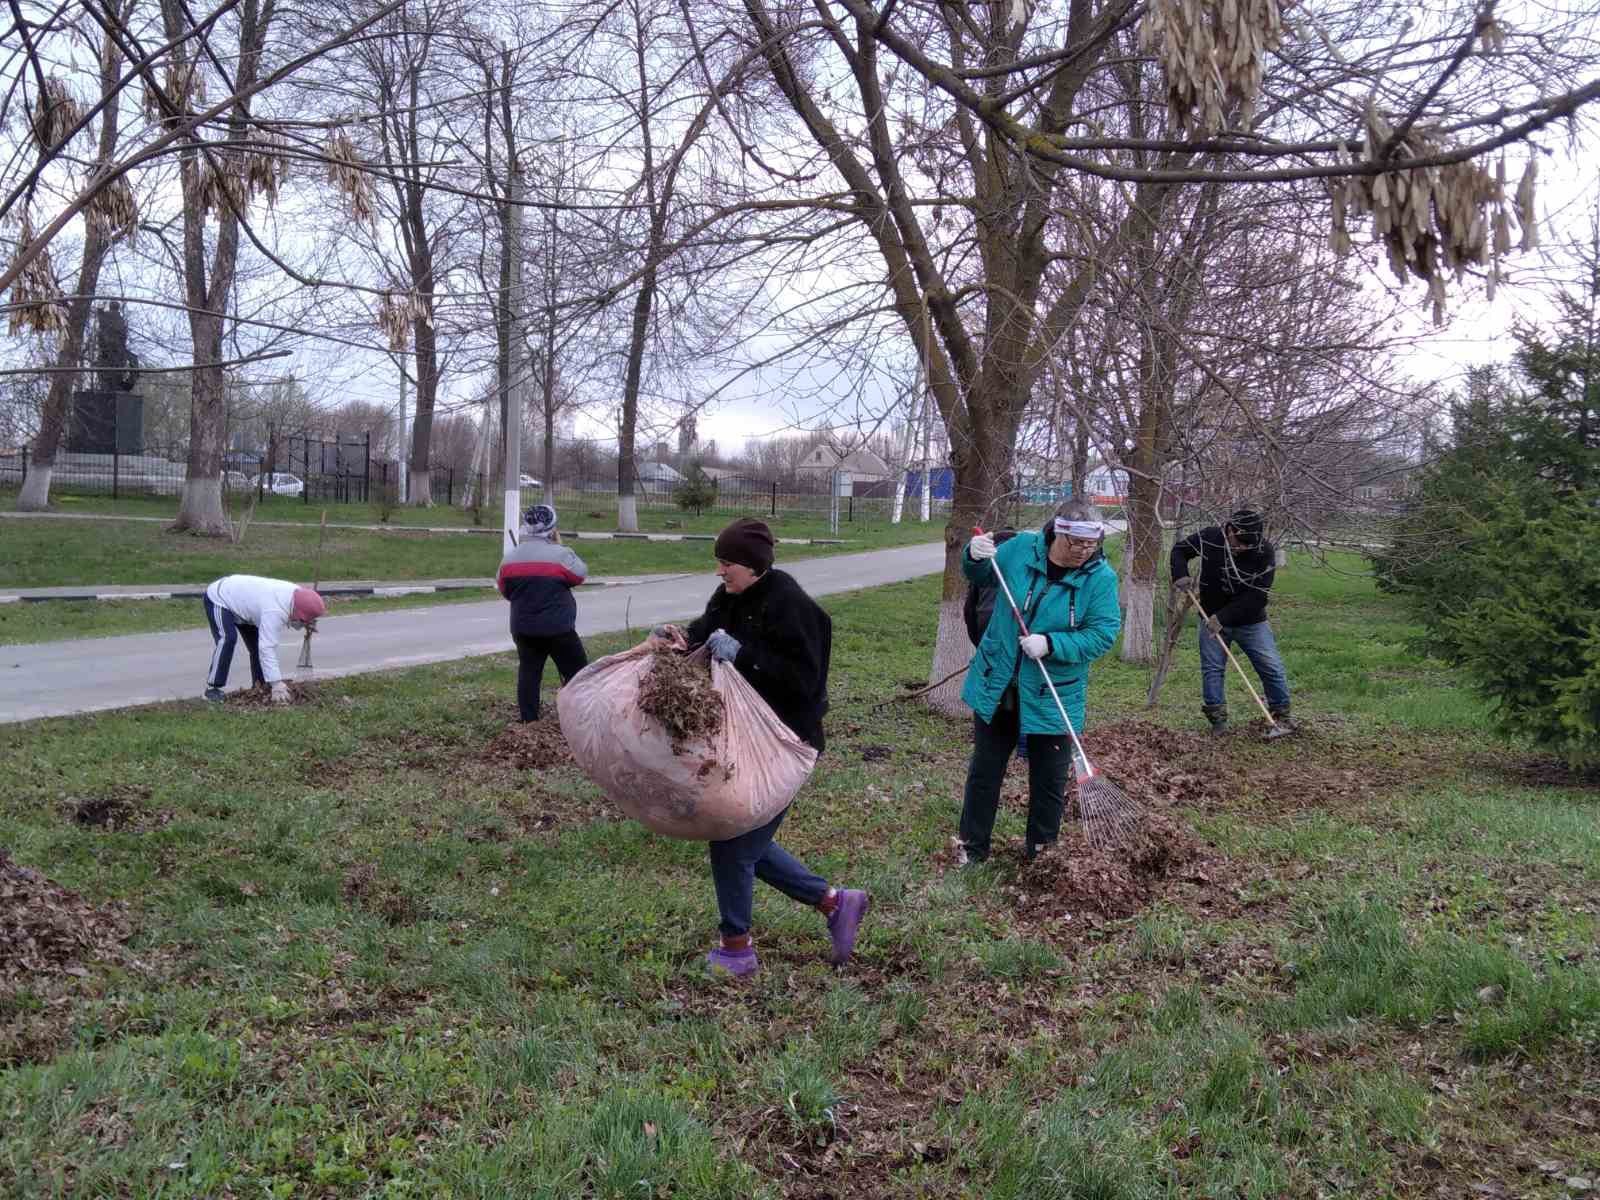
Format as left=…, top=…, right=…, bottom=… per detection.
left=1497, top=754, right=1600, bottom=791
left=64, top=786, right=174, bottom=833
left=637, top=647, right=724, bottom=751
left=340, top=862, right=422, bottom=925
left=481, top=718, right=573, bottom=771
left=498, top=780, right=621, bottom=836
left=1, top=850, right=134, bottom=991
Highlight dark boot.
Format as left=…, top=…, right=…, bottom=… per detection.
left=1268, top=704, right=1293, bottom=731
left=1202, top=703, right=1229, bottom=735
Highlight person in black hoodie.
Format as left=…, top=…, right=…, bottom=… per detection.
left=1170, top=508, right=1292, bottom=734
left=651, top=517, right=867, bottom=980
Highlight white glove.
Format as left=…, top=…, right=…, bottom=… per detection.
left=1019, top=634, right=1048, bottom=660
left=968, top=532, right=996, bottom=561
left=270, top=681, right=292, bottom=706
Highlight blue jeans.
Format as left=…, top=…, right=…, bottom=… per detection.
left=708, top=806, right=828, bottom=937
left=1200, top=619, right=1290, bottom=710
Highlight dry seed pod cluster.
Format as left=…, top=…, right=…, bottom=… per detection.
left=1328, top=108, right=1537, bottom=324
left=6, top=215, right=67, bottom=335
left=376, top=290, right=428, bottom=352
left=29, top=77, right=84, bottom=150
left=1139, top=0, right=1285, bottom=135
left=325, top=131, right=375, bottom=225
left=243, top=133, right=290, bottom=209
left=86, top=168, right=139, bottom=242
left=143, top=60, right=207, bottom=126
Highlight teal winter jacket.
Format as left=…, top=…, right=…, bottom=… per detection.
left=959, top=530, right=1121, bottom=735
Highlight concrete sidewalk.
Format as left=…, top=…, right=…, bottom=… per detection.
left=1, top=542, right=946, bottom=724
left=0, top=575, right=688, bottom=603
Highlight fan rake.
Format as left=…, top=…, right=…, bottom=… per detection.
left=975, top=528, right=1143, bottom=849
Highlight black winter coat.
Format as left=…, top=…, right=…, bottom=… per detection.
left=1169, top=525, right=1276, bottom=627
left=686, top=568, right=832, bottom=752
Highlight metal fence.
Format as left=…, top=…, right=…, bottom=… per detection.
left=0, top=444, right=964, bottom=524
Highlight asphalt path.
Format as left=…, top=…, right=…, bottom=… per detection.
left=2, top=542, right=945, bottom=724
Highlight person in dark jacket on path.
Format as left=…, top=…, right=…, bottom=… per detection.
left=496, top=504, right=588, bottom=722
left=650, top=517, right=868, bottom=980
left=1170, top=507, right=1291, bottom=734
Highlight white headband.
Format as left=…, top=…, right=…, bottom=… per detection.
left=1054, top=518, right=1104, bottom=539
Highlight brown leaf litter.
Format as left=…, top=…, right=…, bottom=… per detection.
left=636, top=647, right=724, bottom=752
left=1, top=848, right=134, bottom=994
left=481, top=718, right=573, bottom=770
left=226, top=680, right=318, bottom=708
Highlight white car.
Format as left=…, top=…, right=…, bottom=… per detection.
left=251, top=471, right=305, bottom=497
left=519, top=474, right=543, bottom=490
left=223, top=470, right=252, bottom=491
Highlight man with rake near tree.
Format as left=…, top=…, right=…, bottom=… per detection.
left=1170, top=507, right=1293, bottom=736
left=957, top=499, right=1122, bottom=864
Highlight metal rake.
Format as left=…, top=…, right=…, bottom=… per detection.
left=974, top=528, right=1143, bottom=849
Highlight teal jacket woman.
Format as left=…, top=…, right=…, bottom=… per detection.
left=957, top=503, right=1122, bottom=863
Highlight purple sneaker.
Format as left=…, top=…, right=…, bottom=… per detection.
left=826, top=889, right=870, bottom=966
left=706, top=943, right=759, bottom=978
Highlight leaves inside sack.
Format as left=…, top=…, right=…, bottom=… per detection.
left=637, top=648, right=724, bottom=753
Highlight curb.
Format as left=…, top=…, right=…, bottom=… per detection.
left=0, top=574, right=695, bottom=605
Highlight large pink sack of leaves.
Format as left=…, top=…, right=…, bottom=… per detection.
left=556, top=644, right=819, bottom=841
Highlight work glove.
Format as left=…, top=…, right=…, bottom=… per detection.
left=1204, top=614, right=1223, bottom=638
left=648, top=623, right=687, bottom=649
left=707, top=629, right=742, bottom=662
left=1172, top=576, right=1194, bottom=592
left=270, top=681, right=292, bottom=706
left=968, top=532, right=996, bottom=561
left=1019, top=633, right=1048, bottom=660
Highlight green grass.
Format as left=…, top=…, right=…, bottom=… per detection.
left=2, top=488, right=954, bottom=534
left=0, top=510, right=943, bottom=592
left=3, top=554, right=1599, bottom=1197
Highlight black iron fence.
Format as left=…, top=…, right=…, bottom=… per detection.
left=0, top=445, right=960, bottom=524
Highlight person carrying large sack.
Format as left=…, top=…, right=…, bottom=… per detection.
left=651, top=517, right=868, bottom=979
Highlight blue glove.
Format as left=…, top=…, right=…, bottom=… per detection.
left=707, top=629, right=741, bottom=662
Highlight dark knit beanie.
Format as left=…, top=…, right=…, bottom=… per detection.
left=1226, top=508, right=1265, bottom=546
left=714, top=517, right=775, bottom=574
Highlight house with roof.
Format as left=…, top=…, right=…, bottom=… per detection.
left=795, top=441, right=892, bottom=494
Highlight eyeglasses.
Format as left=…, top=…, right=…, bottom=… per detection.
left=1060, top=537, right=1099, bottom=551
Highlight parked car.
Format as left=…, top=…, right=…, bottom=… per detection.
left=223, top=470, right=252, bottom=491
left=518, top=474, right=543, bottom=490
left=251, top=471, right=305, bottom=497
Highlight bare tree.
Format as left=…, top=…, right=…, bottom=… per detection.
left=17, top=6, right=138, bottom=511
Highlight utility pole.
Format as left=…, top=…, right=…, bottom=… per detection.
left=502, top=154, right=525, bottom=554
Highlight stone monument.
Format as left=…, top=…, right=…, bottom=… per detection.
left=68, top=302, right=144, bottom=454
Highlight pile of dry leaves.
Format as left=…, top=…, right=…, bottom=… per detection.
left=1009, top=809, right=1209, bottom=924
left=1, top=849, right=133, bottom=991
left=482, top=719, right=573, bottom=770
left=637, top=647, right=724, bottom=752
left=227, top=681, right=317, bottom=708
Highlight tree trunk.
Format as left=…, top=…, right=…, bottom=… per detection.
left=923, top=416, right=1011, bottom=716
left=405, top=303, right=438, bottom=505
left=1119, top=468, right=1164, bottom=663
left=1071, top=413, right=1090, bottom=502
left=22, top=21, right=124, bottom=512
left=617, top=269, right=654, bottom=533
left=173, top=314, right=230, bottom=534
left=18, top=251, right=98, bottom=509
